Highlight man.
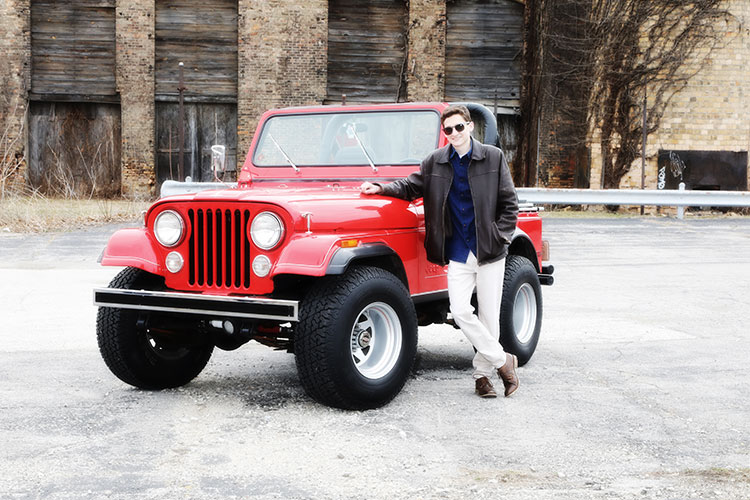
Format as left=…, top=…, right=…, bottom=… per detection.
left=360, top=105, right=520, bottom=398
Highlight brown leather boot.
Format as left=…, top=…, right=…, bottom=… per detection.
left=497, top=353, right=519, bottom=397
left=475, top=376, right=497, bottom=398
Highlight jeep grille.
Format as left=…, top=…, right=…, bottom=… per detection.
left=187, top=208, right=252, bottom=289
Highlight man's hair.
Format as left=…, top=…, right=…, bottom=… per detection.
left=441, top=105, right=471, bottom=124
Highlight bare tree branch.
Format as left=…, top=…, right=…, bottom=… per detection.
left=517, top=0, right=737, bottom=189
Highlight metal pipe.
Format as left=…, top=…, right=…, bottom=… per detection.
left=641, top=91, right=647, bottom=215
left=178, top=62, right=186, bottom=181
left=535, top=115, right=540, bottom=187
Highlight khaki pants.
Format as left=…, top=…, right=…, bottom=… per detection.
left=447, top=252, right=507, bottom=379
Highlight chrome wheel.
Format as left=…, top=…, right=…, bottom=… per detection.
left=295, top=266, right=418, bottom=410
left=500, top=255, right=543, bottom=366
left=350, top=302, right=403, bottom=379
left=513, top=282, right=538, bottom=344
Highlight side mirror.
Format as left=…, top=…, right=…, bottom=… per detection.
left=211, top=145, right=226, bottom=174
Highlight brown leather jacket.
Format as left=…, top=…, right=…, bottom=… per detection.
left=380, top=139, right=518, bottom=266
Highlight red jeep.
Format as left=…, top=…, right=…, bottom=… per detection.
left=95, top=102, right=554, bottom=409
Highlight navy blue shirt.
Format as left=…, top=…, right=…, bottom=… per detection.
left=445, top=139, right=476, bottom=264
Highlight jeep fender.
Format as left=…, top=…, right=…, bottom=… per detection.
left=510, top=228, right=540, bottom=272
left=273, top=235, right=403, bottom=280
left=272, top=234, right=348, bottom=277
left=326, top=244, right=399, bottom=275
left=99, top=228, right=160, bottom=274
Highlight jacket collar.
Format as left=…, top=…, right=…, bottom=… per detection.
left=470, top=138, right=487, bottom=161
left=435, top=137, right=486, bottom=164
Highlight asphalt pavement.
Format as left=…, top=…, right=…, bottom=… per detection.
left=1, top=216, right=749, bottom=499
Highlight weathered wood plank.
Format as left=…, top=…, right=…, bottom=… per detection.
left=30, top=2, right=116, bottom=96
left=327, top=0, right=407, bottom=103
left=33, top=0, right=115, bottom=9
left=155, top=0, right=238, bottom=98
left=27, top=101, right=121, bottom=197
left=445, top=0, right=523, bottom=105
left=155, top=102, right=237, bottom=185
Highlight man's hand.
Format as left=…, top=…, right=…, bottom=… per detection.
left=360, top=182, right=383, bottom=195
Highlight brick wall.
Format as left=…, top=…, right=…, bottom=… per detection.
left=116, top=0, right=155, bottom=199
left=533, top=0, right=592, bottom=189
left=0, top=0, right=30, bottom=195
left=237, top=0, right=327, bottom=160
left=592, top=0, right=750, bottom=190
left=537, top=86, right=590, bottom=188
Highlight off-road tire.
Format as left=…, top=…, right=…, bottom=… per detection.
left=295, top=266, right=418, bottom=410
left=96, top=267, right=214, bottom=389
left=499, top=255, right=543, bottom=366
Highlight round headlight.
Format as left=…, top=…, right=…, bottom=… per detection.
left=250, top=212, right=284, bottom=250
left=154, top=210, right=184, bottom=247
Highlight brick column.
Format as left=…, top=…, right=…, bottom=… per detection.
left=406, top=0, right=446, bottom=102
left=0, top=0, right=30, bottom=195
left=238, top=0, right=327, bottom=161
left=116, top=0, right=155, bottom=199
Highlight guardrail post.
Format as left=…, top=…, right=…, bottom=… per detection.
left=677, top=182, right=686, bottom=220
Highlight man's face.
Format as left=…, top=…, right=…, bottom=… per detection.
left=442, top=113, right=474, bottom=152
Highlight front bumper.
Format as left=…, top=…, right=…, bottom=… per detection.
left=93, top=288, right=299, bottom=322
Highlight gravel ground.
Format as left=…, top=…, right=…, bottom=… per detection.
left=1, top=217, right=749, bottom=499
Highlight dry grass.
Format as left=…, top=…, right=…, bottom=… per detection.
left=0, top=196, right=150, bottom=233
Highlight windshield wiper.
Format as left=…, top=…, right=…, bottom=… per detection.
left=346, top=124, right=378, bottom=173
left=268, top=133, right=299, bottom=173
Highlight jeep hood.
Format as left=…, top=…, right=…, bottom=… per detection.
left=152, top=184, right=421, bottom=231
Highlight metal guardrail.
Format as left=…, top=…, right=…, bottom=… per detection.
left=516, top=186, right=750, bottom=207
left=517, top=184, right=750, bottom=219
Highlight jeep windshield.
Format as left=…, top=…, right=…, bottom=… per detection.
left=252, top=110, right=440, bottom=167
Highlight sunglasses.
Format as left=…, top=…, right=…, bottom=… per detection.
left=442, top=122, right=470, bottom=135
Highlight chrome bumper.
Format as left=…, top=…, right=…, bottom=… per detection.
left=94, top=288, right=298, bottom=322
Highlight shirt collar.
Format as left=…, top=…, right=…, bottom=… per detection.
left=449, top=137, right=473, bottom=160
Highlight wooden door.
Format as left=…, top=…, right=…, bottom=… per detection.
left=155, top=103, right=237, bottom=185
left=154, top=0, right=238, bottom=185
left=27, top=102, right=121, bottom=197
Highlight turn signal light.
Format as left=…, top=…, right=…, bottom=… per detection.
left=542, top=240, right=550, bottom=261
left=339, top=239, right=359, bottom=248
